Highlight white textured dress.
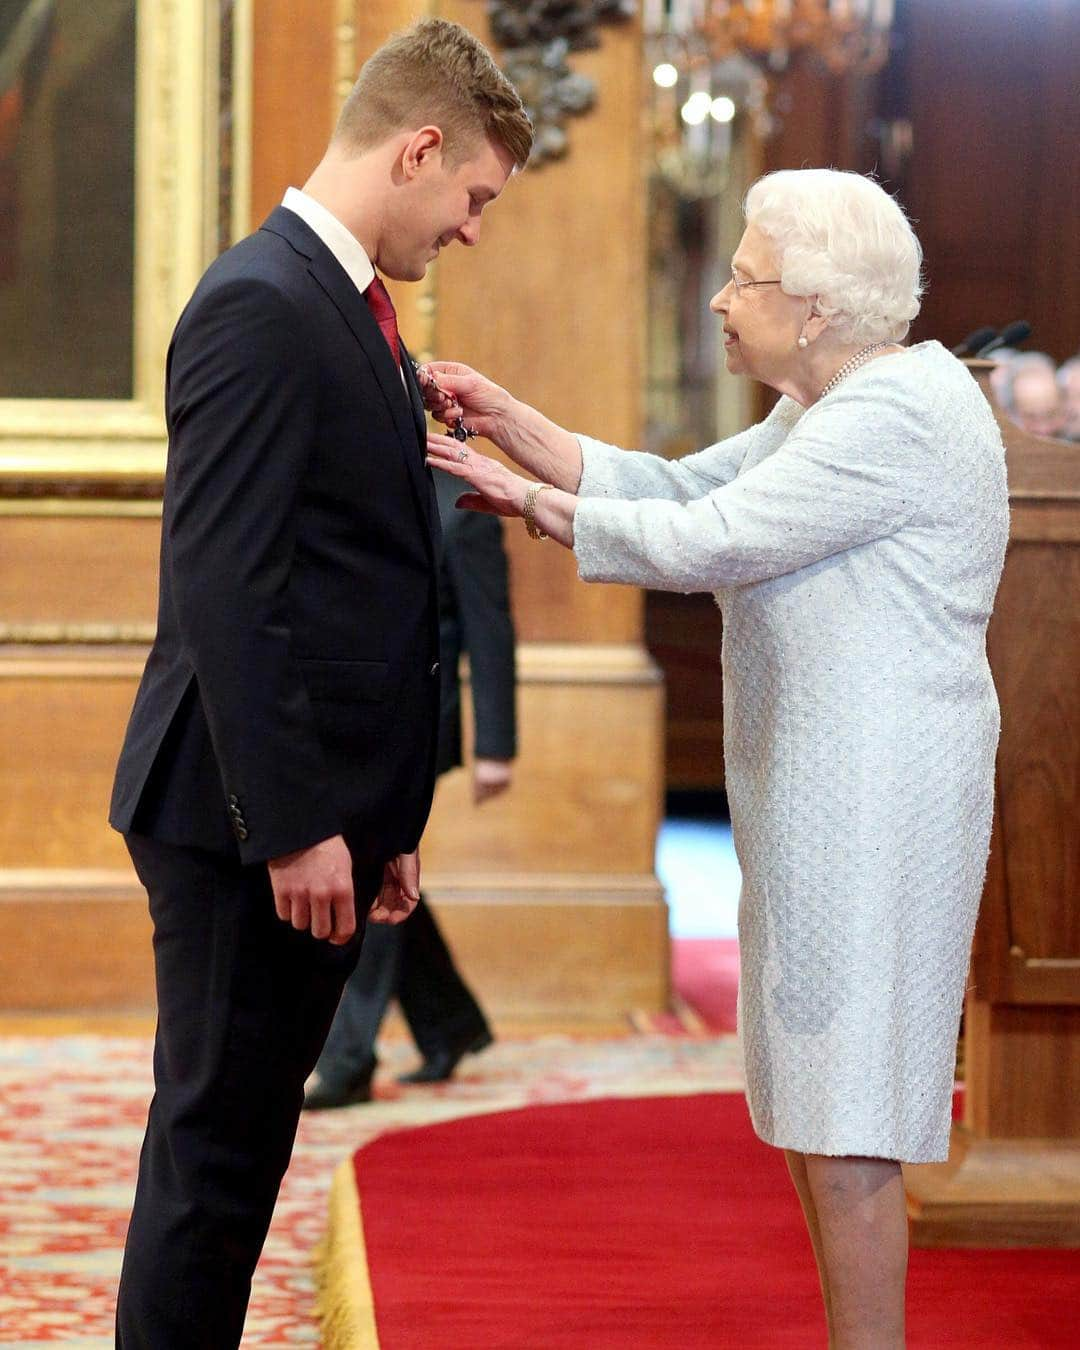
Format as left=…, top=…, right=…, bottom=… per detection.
left=573, top=341, right=1009, bottom=1162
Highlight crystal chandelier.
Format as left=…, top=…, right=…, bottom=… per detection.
left=645, top=0, right=895, bottom=78
left=702, top=0, right=894, bottom=74
left=643, top=1, right=895, bottom=198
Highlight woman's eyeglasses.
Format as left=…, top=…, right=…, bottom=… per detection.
left=730, top=266, right=783, bottom=296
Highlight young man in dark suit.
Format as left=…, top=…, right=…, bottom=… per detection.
left=305, top=466, right=517, bottom=1108
left=108, top=20, right=532, bottom=1347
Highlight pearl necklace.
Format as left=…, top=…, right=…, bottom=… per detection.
left=818, top=341, right=892, bottom=400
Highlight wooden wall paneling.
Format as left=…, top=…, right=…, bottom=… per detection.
left=0, top=651, right=141, bottom=871
left=0, top=645, right=664, bottom=1013
left=645, top=592, right=724, bottom=790
left=422, top=644, right=664, bottom=876
left=0, top=510, right=160, bottom=635
left=966, top=1002, right=1080, bottom=1141
left=0, top=867, right=667, bottom=1019
left=426, top=873, right=669, bottom=1021
left=898, top=0, right=1080, bottom=360
left=1028, top=1, right=1080, bottom=366
left=990, top=544, right=1080, bottom=988
left=764, top=53, right=876, bottom=178
left=0, top=872, right=152, bottom=1011
left=249, top=0, right=339, bottom=225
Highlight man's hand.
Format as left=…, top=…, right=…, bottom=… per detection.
left=473, top=758, right=512, bottom=805
left=268, top=834, right=356, bottom=945
left=369, top=849, right=421, bottom=925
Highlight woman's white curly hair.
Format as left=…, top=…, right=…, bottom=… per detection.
left=744, top=169, right=924, bottom=345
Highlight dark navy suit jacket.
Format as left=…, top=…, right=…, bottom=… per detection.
left=110, top=206, right=442, bottom=867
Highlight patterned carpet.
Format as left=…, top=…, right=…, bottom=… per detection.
left=0, top=1031, right=744, bottom=1346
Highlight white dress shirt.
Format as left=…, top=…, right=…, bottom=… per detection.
left=281, top=187, right=408, bottom=389
left=281, top=186, right=375, bottom=297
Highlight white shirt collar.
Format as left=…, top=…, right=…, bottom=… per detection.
left=281, top=187, right=375, bottom=297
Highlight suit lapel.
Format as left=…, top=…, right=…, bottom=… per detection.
left=400, top=343, right=429, bottom=447
left=400, top=342, right=440, bottom=546
left=260, top=207, right=437, bottom=561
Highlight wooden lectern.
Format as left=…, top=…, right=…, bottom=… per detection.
left=904, top=360, right=1080, bottom=1247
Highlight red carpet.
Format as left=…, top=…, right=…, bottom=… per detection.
left=672, top=937, right=740, bottom=1033
left=342, top=1093, right=1078, bottom=1349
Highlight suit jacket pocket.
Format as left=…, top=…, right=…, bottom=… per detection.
left=299, top=657, right=390, bottom=702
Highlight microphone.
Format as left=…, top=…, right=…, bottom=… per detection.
left=976, top=321, right=1032, bottom=358
left=952, top=327, right=998, bottom=357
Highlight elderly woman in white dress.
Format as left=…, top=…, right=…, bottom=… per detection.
left=424, top=168, right=1008, bottom=1349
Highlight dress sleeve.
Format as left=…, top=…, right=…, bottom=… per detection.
left=576, top=397, right=802, bottom=503
left=573, top=376, right=937, bottom=593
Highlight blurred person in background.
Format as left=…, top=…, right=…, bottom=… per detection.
left=305, top=468, right=515, bottom=1109
left=999, top=351, right=1065, bottom=438
left=1057, top=356, right=1080, bottom=442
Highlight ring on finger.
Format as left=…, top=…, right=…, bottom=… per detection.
left=458, top=447, right=469, bottom=462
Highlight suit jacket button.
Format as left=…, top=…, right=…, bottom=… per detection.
left=228, top=794, right=240, bottom=807
left=235, top=824, right=249, bottom=841
left=429, top=661, right=440, bottom=677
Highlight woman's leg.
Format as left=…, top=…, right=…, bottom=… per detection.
left=784, top=1150, right=835, bottom=1343
left=803, top=1153, right=908, bottom=1350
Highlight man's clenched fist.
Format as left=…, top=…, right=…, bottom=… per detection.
left=268, top=834, right=356, bottom=945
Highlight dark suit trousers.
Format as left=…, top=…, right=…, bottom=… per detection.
left=115, top=833, right=382, bottom=1349
left=399, top=896, right=490, bottom=1060
left=315, top=894, right=488, bottom=1089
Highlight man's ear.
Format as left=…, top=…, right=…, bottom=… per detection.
left=402, top=126, right=445, bottom=179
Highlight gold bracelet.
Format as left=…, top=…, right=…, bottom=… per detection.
left=523, top=483, right=554, bottom=540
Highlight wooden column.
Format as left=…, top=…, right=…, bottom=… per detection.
left=904, top=362, right=1080, bottom=1247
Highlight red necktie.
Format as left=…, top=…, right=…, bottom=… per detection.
left=365, top=274, right=400, bottom=368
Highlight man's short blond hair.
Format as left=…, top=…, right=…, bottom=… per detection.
left=334, top=18, right=533, bottom=170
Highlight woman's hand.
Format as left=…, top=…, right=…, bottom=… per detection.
left=427, top=433, right=578, bottom=548
left=419, top=361, right=513, bottom=444
left=426, top=433, right=531, bottom=518
left=419, top=360, right=584, bottom=492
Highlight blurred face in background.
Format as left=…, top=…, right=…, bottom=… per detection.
left=1060, top=366, right=1080, bottom=441
left=1011, top=367, right=1065, bottom=438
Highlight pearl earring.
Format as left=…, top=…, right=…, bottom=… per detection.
left=797, top=336, right=809, bottom=349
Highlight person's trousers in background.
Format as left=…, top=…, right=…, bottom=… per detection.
left=115, top=832, right=381, bottom=1350
left=315, top=893, right=490, bottom=1093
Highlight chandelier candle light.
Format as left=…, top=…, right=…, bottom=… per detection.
left=644, top=0, right=894, bottom=76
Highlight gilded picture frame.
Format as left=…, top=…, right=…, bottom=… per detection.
left=0, top=0, right=252, bottom=492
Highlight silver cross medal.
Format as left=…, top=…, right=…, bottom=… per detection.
left=411, top=361, right=479, bottom=442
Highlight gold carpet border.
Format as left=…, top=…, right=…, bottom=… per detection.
left=313, top=1155, right=381, bottom=1349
